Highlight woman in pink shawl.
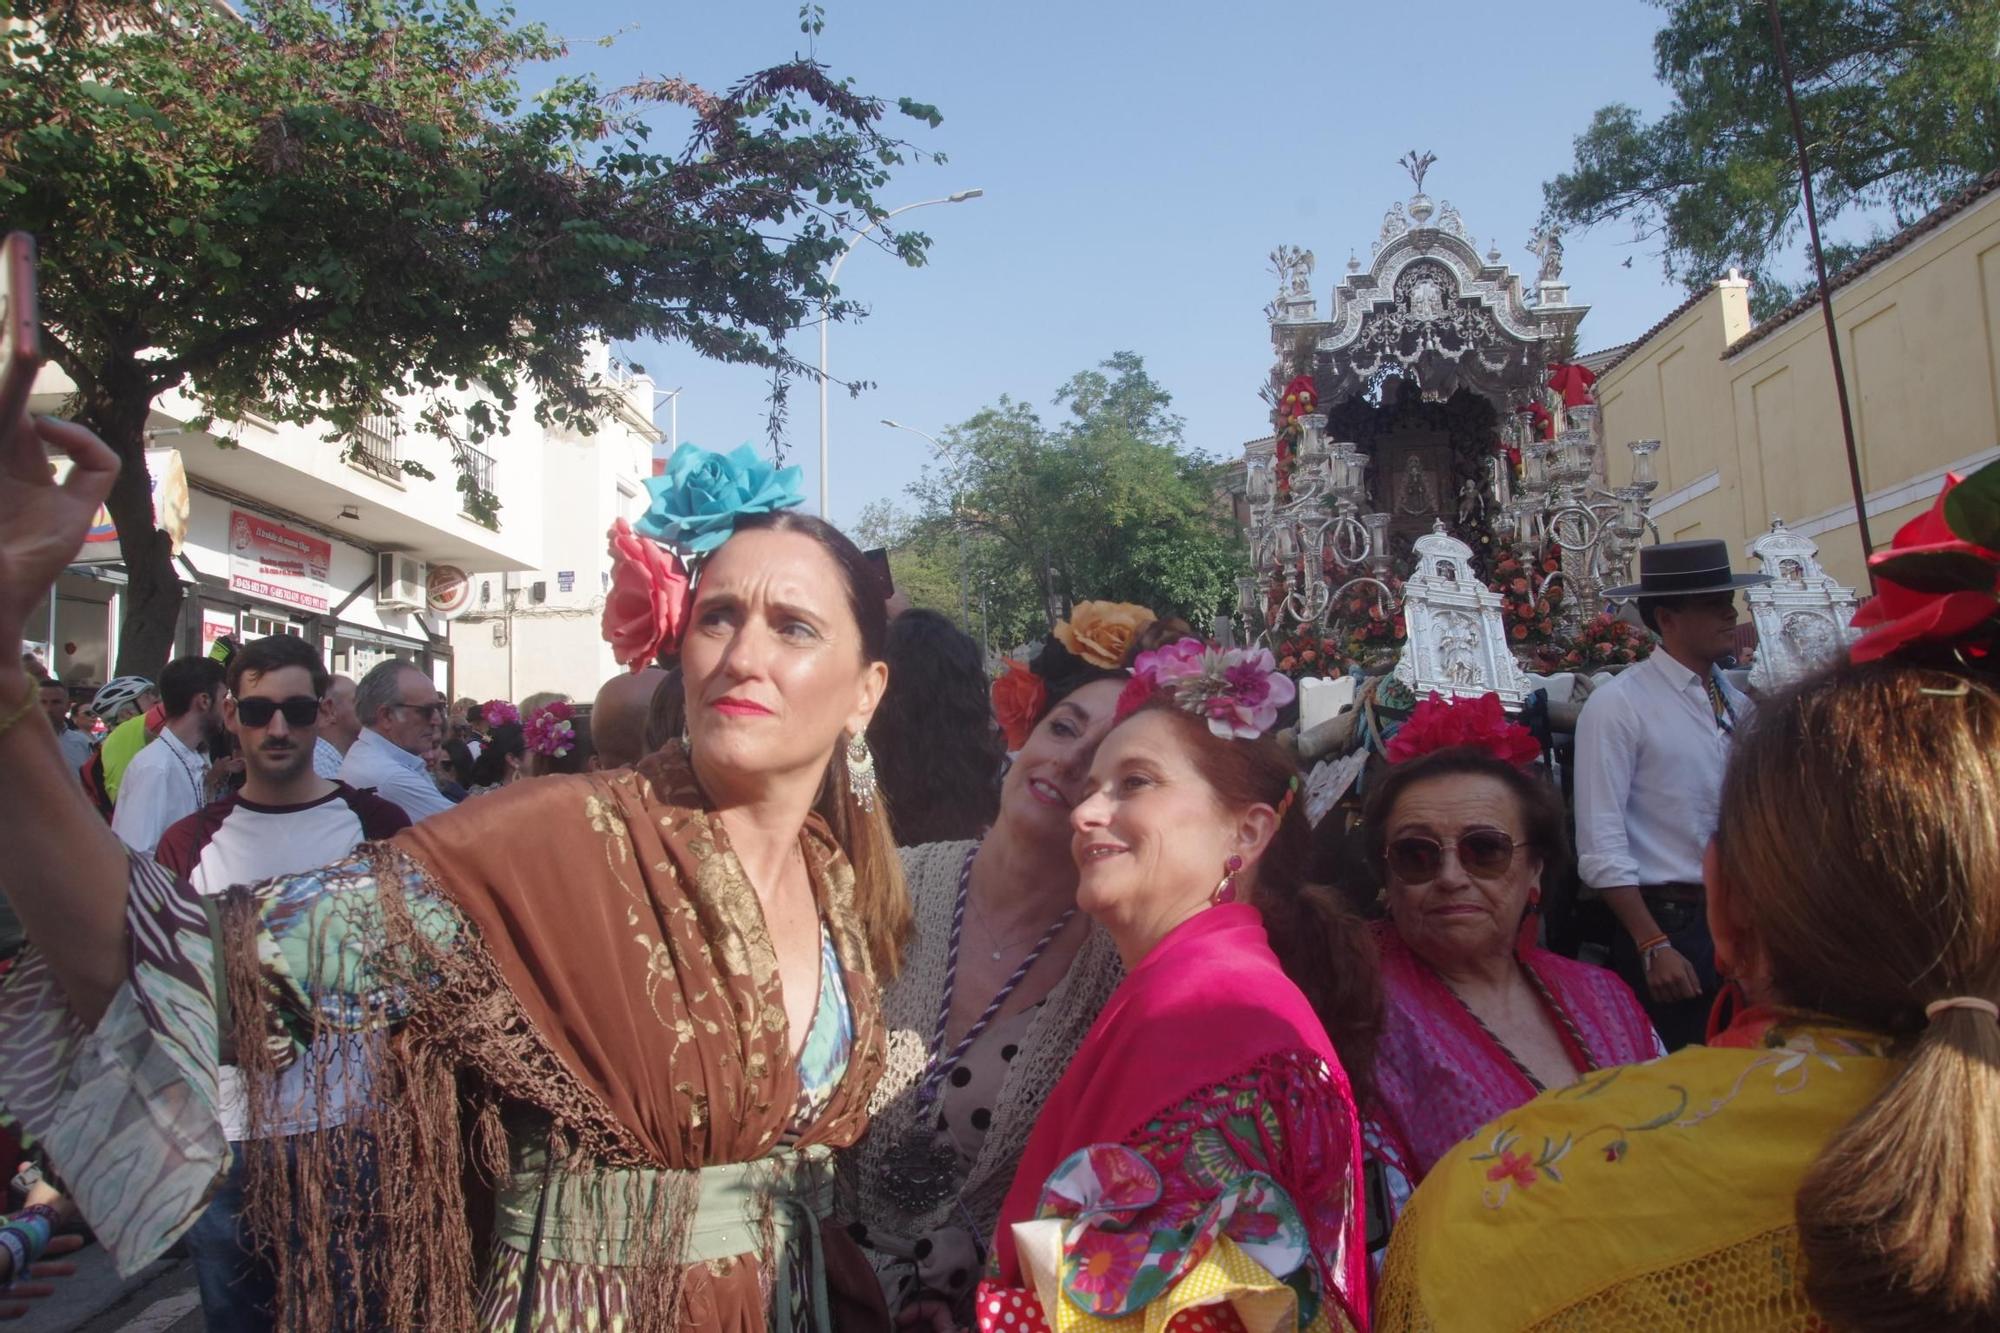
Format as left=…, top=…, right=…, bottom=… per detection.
left=1360, top=696, right=1661, bottom=1243
left=976, top=641, right=1376, bottom=1333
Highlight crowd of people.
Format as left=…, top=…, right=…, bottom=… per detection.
left=0, top=413, right=1996, bottom=1333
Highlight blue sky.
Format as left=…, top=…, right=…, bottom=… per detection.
left=512, top=0, right=1693, bottom=529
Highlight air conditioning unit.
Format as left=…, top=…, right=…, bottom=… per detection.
left=377, top=552, right=428, bottom=610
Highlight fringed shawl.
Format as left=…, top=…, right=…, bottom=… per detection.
left=226, top=744, right=888, bottom=1331
left=1365, top=921, right=1660, bottom=1188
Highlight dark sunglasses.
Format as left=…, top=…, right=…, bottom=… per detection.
left=236, top=695, right=322, bottom=728
left=393, top=701, right=448, bottom=720
left=1386, top=830, right=1520, bottom=883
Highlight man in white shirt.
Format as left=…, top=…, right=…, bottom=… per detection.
left=154, top=634, right=409, bottom=1330
left=339, top=659, right=456, bottom=821
left=110, top=654, right=226, bottom=854
left=1575, top=540, right=1770, bottom=1050
left=312, top=672, right=360, bottom=779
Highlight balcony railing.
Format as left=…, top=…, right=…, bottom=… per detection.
left=464, top=445, right=496, bottom=498
left=347, top=411, right=402, bottom=482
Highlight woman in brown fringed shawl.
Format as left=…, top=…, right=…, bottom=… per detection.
left=0, top=496, right=911, bottom=1333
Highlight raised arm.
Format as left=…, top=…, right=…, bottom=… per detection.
left=0, top=412, right=132, bottom=1024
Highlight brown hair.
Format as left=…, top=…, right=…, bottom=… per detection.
left=729, top=510, right=910, bottom=981
left=1715, top=659, right=2000, bottom=1331
left=1130, top=698, right=1381, bottom=1100
left=1359, top=747, right=1570, bottom=891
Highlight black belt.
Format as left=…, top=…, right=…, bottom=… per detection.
left=1639, top=882, right=1704, bottom=903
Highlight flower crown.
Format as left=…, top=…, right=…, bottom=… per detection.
left=1385, top=691, right=1542, bottom=768
left=1115, top=636, right=1297, bottom=740
left=600, top=443, right=806, bottom=674
left=522, top=699, right=576, bottom=758
left=990, top=600, right=1158, bottom=750
left=480, top=698, right=519, bottom=728
left=1851, top=460, right=2000, bottom=663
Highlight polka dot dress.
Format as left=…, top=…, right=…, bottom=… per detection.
left=942, top=1004, right=1039, bottom=1161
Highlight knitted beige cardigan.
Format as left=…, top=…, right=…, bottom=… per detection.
left=837, top=839, right=1124, bottom=1310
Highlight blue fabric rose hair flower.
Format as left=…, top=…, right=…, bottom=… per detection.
left=636, top=443, right=806, bottom=555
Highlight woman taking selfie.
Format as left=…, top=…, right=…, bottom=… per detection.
left=0, top=421, right=906, bottom=1332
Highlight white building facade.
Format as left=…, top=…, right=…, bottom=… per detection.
left=25, top=347, right=660, bottom=702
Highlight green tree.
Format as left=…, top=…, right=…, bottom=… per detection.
left=908, top=354, right=1242, bottom=648
left=1542, top=0, right=2000, bottom=304
left=851, top=498, right=969, bottom=626
left=1, top=0, right=940, bottom=673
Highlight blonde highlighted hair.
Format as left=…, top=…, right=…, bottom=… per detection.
left=1715, top=659, right=2000, bottom=1331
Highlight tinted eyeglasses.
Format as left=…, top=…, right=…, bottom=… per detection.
left=392, top=701, right=448, bottom=720
left=235, top=695, right=322, bottom=728
left=1386, top=830, right=1521, bottom=883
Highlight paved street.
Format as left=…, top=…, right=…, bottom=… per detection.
left=14, top=1247, right=199, bottom=1333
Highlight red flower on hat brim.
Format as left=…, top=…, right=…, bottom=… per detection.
left=1851, top=469, right=2000, bottom=661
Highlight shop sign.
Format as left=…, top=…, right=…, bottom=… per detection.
left=426, top=564, right=472, bottom=619
left=227, top=509, right=332, bottom=613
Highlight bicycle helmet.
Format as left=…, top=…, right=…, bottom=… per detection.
left=91, top=675, right=154, bottom=718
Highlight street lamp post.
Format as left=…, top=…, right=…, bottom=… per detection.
left=818, top=189, right=984, bottom=518
left=881, top=418, right=970, bottom=630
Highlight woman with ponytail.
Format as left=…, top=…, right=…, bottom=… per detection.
left=0, top=437, right=909, bottom=1331
left=976, top=637, right=1375, bottom=1333
left=1377, top=465, right=2000, bottom=1332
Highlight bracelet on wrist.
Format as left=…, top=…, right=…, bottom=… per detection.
left=0, top=677, right=39, bottom=745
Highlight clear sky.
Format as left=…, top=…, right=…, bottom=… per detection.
left=510, top=0, right=1691, bottom=529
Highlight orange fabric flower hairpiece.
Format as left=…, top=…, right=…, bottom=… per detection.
left=991, top=658, right=1049, bottom=751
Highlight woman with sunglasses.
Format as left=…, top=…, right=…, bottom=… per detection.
left=1359, top=696, right=1658, bottom=1247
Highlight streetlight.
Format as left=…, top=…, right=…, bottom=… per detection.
left=882, top=417, right=970, bottom=630
left=818, top=189, right=984, bottom=518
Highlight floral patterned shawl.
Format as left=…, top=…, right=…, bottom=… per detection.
left=1365, top=921, right=1660, bottom=1190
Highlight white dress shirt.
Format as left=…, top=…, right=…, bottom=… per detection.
left=1573, top=651, right=1753, bottom=889
left=110, top=726, right=210, bottom=854
left=312, top=734, right=346, bottom=781
left=339, top=726, right=456, bottom=822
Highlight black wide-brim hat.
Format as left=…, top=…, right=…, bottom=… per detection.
left=1603, top=539, right=1773, bottom=600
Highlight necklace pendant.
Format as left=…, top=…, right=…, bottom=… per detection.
left=991, top=948, right=1003, bottom=961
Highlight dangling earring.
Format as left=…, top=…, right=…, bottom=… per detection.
left=846, top=732, right=878, bottom=813
left=1212, top=854, right=1244, bottom=906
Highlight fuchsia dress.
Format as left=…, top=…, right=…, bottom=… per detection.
left=1363, top=921, right=1662, bottom=1230
left=977, top=904, right=1368, bottom=1333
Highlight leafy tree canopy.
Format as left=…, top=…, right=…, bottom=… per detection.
left=0, top=0, right=941, bottom=672
left=1542, top=0, right=2000, bottom=312
left=907, top=353, right=1242, bottom=652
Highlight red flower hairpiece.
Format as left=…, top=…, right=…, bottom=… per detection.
left=1851, top=469, right=2000, bottom=663
left=991, top=658, right=1048, bottom=751
left=602, top=519, right=691, bottom=673
left=1386, top=692, right=1542, bottom=768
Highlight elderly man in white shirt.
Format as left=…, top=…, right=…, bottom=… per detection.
left=110, top=654, right=228, bottom=853
left=1575, top=540, right=1769, bottom=1051
left=338, top=660, right=456, bottom=822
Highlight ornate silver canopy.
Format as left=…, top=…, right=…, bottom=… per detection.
left=1744, top=519, right=1860, bottom=691
left=1272, top=167, right=1589, bottom=404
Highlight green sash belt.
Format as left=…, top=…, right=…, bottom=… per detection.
left=496, top=1139, right=838, bottom=1330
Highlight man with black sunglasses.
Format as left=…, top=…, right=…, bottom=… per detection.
left=153, top=634, right=411, bottom=1330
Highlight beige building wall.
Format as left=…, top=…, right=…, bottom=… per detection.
left=1597, top=181, right=2000, bottom=590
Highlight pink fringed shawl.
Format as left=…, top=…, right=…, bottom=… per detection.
left=1365, top=921, right=1660, bottom=1186
left=991, top=904, right=1367, bottom=1326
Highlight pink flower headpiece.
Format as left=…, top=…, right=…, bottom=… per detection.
left=602, top=518, right=692, bottom=674
left=522, top=699, right=576, bottom=758
left=1385, top=691, right=1542, bottom=768
left=1115, top=636, right=1297, bottom=740
left=481, top=699, right=520, bottom=728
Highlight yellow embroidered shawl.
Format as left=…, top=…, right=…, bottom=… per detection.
left=1375, top=1021, right=1899, bottom=1332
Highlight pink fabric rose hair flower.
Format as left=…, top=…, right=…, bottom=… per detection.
left=601, top=518, right=692, bottom=673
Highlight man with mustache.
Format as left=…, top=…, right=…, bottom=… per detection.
left=153, top=634, right=411, bottom=1331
